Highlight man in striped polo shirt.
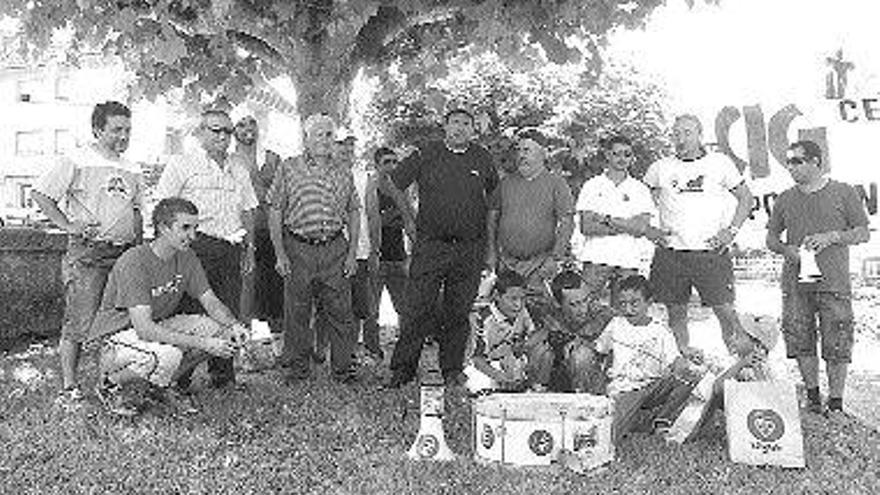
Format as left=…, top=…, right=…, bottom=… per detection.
left=267, top=114, right=361, bottom=383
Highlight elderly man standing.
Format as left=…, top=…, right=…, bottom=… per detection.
left=643, top=114, right=753, bottom=357
left=155, top=108, right=258, bottom=390
left=487, top=135, right=574, bottom=295
left=267, top=114, right=360, bottom=384
left=383, top=108, right=498, bottom=388
left=32, top=101, right=143, bottom=410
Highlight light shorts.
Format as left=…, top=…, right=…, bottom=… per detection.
left=781, top=288, right=854, bottom=364
left=102, top=314, right=225, bottom=387
left=649, top=248, right=735, bottom=306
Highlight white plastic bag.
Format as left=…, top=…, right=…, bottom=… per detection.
left=724, top=380, right=805, bottom=468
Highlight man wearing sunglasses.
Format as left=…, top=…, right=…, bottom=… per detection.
left=575, top=135, right=659, bottom=307
left=643, top=114, right=753, bottom=360
left=766, top=140, right=869, bottom=418
left=155, top=108, right=258, bottom=391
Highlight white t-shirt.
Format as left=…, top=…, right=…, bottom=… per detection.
left=575, top=174, right=656, bottom=270
left=35, top=145, right=143, bottom=244
left=595, top=316, right=680, bottom=395
left=642, top=152, right=743, bottom=250
left=351, top=164, right=372, bottom=259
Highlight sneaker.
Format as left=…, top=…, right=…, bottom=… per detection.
left=806, top=399, right=824, bottom=415
left=159, top=387, right=199, bottom=415
left=95, top=380, right=140, bottom=417
left=54, top=386, right=86, bottom=412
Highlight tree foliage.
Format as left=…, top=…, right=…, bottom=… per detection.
left=0, top=1, right=714, bottom=116
left=363, top=50, right=670, bottom=187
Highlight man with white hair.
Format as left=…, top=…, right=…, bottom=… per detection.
left=267, top=113, right=361, bottom=384
left=155, top=108, right=258, bottom=391
left=486, top=134, right=575, bottom=294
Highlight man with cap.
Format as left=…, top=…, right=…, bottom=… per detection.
left=232, top=115, right=284, bottom=329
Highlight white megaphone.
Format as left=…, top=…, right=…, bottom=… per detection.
left=407, top=369, right=456, bottom=461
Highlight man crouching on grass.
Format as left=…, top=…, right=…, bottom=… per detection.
left=87, top=197, right=249, bottom=416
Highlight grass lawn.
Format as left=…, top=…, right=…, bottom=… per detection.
left=1, top=343, right=879, bottom=495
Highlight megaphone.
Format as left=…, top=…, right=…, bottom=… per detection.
left=406, top=369, right=455, bottom=461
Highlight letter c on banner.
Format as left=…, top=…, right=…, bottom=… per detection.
left=743, top=105, right=770, bottom=179
left=768, top=104, right=802, bottom=168
left=715, top=106, right=748, bottom=174
left=839, top=99, right=859, bottom=122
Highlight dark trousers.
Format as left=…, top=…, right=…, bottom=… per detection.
left=177, top=233, right=241, bottom=385
left=279, top=233, right=355, bottom=376
left=314, top=259, right=376, bottom=355
left=389, top=239, right=484, bottom=380
left=240, top=228, right=284, bottom=325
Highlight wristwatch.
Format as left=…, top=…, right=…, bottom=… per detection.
left=602, top=214, right=613, bottom=227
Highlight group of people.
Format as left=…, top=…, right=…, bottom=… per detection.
left=35, top=100, right=869, bottom=441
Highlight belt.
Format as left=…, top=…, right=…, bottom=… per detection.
left=288, top=229, right=343, bottom=246
left=435, top=235, right=477, bottom=244
left=80, top=238, right=132, bottom=249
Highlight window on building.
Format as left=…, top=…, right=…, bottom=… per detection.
left=17, top=79, right=41, bottom=103
left=18, top=183, right=34, bottom=208
left=15, top=131, right=43, bottom=156
left=55, top=76, right=72, bottom=100
left=54, top=129, right=73, bottom=154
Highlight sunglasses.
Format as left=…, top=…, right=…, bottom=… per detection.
left=786, top=156, right=809, bottom=166
left=206, top=126, right=234, bottom=135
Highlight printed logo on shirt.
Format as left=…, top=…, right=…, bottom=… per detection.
left=106, top=175, right=130, bottom=196
left=670, top=175, right=705, bottom=194
left=151, top=273, right=183, bottom=298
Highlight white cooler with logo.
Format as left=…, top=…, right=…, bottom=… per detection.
left=473, top=393, right=614, bottom=468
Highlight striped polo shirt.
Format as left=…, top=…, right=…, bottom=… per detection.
left=266, top=153, right=358, bottom=238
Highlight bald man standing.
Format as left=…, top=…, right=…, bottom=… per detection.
left=487, top=135, right=575, bottom=294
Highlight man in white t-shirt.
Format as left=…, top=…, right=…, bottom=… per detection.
left=32, top=101, right=143, bottom=411
left=575, top=135, right=658, bottom=306
left=643, top=115, right=753, bottom=357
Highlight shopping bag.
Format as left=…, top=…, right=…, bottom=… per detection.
left=724, top=380, right=805, bottom=468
